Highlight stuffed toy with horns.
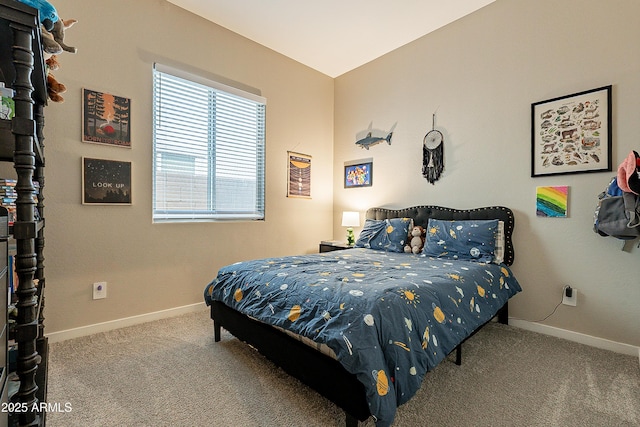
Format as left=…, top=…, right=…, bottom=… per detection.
left=49, top=18, right=77, bottom=53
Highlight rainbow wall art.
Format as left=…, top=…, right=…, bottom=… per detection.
left=536, top=186, right=568, bottom=217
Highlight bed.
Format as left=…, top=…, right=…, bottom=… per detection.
left=204, top=205, right=521, bottom=427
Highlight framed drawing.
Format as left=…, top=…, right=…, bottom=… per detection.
left=287, top=152, right=311, bottom=198
left=344, top=160, right=372, bottom=188
left=536, top=186, right=568, bottom=218
left=531, top=85, right=611, bottom=177
left=82, top=157, right=132, bottom=205
left=82, top=88, right=132, bottom=148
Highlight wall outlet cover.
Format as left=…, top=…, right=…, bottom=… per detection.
left=93, top=282, right=107, bottom=299
left=562, top=288, right=577, bottom=306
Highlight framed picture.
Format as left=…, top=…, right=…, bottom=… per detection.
left=536, top=186, right=569, bottom=218
left=82, top=88, right=131, bottom=148
left=344, top=161, right=372, bottom=188
left=287, top=151, right=311, bottom=198
left=82, top=157, right=132, bottom=205
left=531, top=85, right=611, bottom=177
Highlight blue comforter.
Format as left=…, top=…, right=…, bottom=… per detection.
left=204, top=248, right=521, bottom=426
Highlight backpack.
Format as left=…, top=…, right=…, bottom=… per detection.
left=594, top=177, right=640, bottom=240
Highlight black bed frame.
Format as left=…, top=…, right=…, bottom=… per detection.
left=210, top=205, right=516, bottom=426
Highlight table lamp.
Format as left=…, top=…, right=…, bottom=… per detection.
left=341, top=211, right=360, bottom=246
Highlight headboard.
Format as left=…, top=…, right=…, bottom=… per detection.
left=365, top=205, right=515, bottom=266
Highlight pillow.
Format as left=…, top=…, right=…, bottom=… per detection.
left=493, top=220, right=505, bottom=264
left=423, top=219, right=498, bottom=263
left=355, top=217, right=413, bottom=253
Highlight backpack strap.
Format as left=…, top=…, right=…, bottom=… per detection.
left=622, top=192, right=640, bottom=228
left=621, top=237, right=640, bottom=252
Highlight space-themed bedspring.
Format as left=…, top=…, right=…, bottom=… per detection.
left=204, top=205, right=522, bottom=427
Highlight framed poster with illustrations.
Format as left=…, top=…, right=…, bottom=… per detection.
left=287, top=152, right=311, bottom=198
left=82, top=157, right=132, bottom=205
left=531, top=85, right=611, bottom=177
left=344, top=160, right=372, bottom=188
left=82, top=88, right=131, bottom=148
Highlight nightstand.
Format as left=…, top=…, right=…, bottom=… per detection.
left=319, top=241, right=353, bottom=253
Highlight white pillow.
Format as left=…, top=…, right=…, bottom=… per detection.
left=493, top=220, right=505, bottom=264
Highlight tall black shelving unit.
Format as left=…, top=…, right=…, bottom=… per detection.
left=0, top=0, right=48, bottom=426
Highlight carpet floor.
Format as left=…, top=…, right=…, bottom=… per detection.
left=46, top=309, right=640, bottom=426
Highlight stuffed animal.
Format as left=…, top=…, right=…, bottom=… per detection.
left=46, top=54, right=60, bottom=71
left=41, top=19, right=77, bottom=58
left=46, top=72, right=66, bottom=103
left=41, top=30, right=63, bottom=57
left=404, top=225, right=425, bottom=254
left=16, top=0, right=59, bottom=31
left=50, top=19, right=77, bottom=53
left=45, top=56, right=66, bottom=103
left=41, top=17, right=77, bottom=103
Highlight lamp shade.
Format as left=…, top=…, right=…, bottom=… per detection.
left=341, top=211, right=360, bottom=227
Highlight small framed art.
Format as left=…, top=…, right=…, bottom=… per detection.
left=287, top=152, right=311, bottom=198
left=531, top=85, right=611, bottom=177
left=536, top=186, right=568, bottom=217
left=82, top=157, right=132, bottom=205
left=82, top=88, right=132, bottom=148
left=344, top=161, right=372, bottom=188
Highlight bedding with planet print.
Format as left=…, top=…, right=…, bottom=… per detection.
left=205, top=247, right=522, bottom=427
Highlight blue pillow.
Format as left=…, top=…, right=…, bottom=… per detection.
left=423, top=219, right=498, bottom=263
left=355, top=218, right=412, bottom=253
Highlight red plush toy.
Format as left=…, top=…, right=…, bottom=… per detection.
left=45, top=56, right=66, bottom=103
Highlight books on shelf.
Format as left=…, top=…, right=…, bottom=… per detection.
left=0, top=178, right=40, bottom=225
left=0, top=82, right=15, bottom=120
left=8, top=252, right=16, bottom=297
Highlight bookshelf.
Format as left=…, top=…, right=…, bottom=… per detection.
left=0, top=0, right=49, bottom=425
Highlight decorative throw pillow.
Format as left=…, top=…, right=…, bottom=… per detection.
left=493, top=220, right=505, bottom=264
left=355, top=217, right=413, bottom=253
left=423, top=219, right=498, bottom=263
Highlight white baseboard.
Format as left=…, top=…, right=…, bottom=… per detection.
left=509, top=318, right=640, bottom=365
left=43, top=308, right=640, bottom=367
left=46, top=302, right=208, bottom=344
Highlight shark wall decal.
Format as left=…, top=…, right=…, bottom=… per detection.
left=355, top=123, right=396, bottom=150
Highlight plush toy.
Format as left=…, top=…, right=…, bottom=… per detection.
left=45, top=56, right=66, bottom=103
left=41, top=30, right=63, bottom=57
left=16, top=0, right=59, bottom=31
left=404, top=226, right=425, bottom=254
left=41, top=18, right=77, bottom=103
left=46, top=72, right=66, bottom=103
left=41, top=19, right=77, bottom=58
left=49, top=19, right=77, bottom=54
left=45, top=54, right=60, bottom=70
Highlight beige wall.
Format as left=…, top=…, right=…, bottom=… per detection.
left=40, top=0, right=334, bottom=333
left=35, top=0, right=640, bottom=349
left=334, top=0, right=640, bottom=347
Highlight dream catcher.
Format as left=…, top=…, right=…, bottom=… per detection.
left=422, top=113, right=444, bottom=184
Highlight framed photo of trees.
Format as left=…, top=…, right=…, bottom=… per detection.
left=82, top=88, right=131, bottom=148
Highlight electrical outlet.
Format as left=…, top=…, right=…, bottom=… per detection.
left=93, top=282, right=107, bottom=299
left=562, top=286, right=577, bottom=306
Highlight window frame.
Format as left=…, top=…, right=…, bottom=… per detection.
left=152, top=63, right=266, bottom=223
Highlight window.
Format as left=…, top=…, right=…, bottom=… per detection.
left=152, top=64, right=266, bottom=222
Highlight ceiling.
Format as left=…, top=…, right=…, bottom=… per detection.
left=166, top=0, right=495, bottom=78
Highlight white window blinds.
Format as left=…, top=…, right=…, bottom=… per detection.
left=152, top=64, right=266, bottom=222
